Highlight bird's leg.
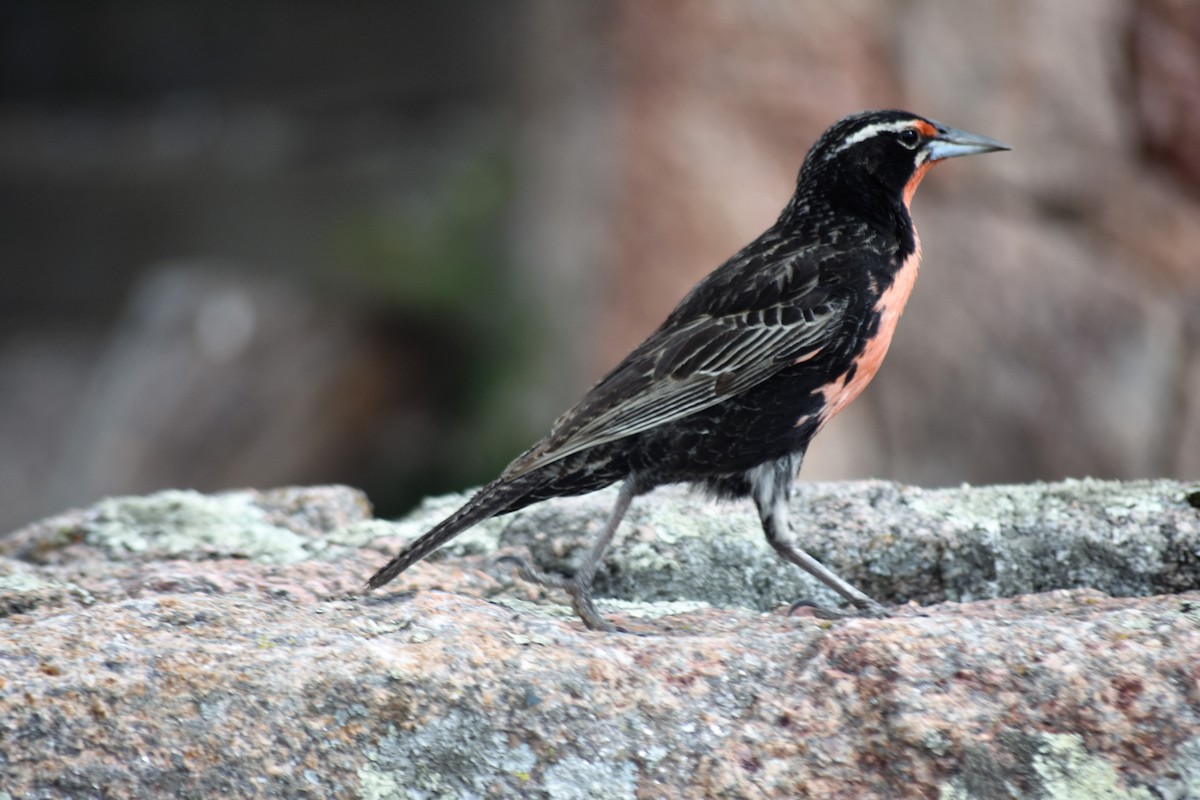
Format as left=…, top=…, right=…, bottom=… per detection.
left=502, top=477, right=639, bottom=632
left=751, top=459, right=889, bottom=619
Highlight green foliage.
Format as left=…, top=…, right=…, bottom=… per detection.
left=333, top=152, right=514, bottom=318
left=331, top=148, right=547, bottom=512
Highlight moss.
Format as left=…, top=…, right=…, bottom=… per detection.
left=1031, top=733, right=1155, bottom=800
left=940, top=732, right=1157, bottom=800
left=88, top=490, right=309, bottom=564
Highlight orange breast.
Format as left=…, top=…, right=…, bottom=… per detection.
left=817, top=235, right=921, bottom=428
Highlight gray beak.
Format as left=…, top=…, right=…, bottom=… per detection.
left=925, top=123, right=1010, bottom=161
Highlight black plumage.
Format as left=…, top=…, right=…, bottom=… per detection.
left=368, top=110, right=1008, bottom=630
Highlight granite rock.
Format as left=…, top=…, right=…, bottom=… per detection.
left=1, top=480, right=1199, bottom=799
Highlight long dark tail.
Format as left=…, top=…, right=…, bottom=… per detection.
left=366, top=476, right=536, bottom=590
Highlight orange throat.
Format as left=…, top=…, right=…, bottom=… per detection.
left=812, top=156, right=934, bottom=430
left=817, top=234, right=922, bottom=429
left=903, top=160, right=935, bottom=207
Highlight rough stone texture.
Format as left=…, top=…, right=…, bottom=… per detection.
left=2, top=480, right=1199, bottom=798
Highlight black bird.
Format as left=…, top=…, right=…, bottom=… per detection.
left=368, top=110, right=1008, bottom=631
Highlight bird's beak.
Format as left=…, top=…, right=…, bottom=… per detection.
left=925, top=123, right=1010, bottom=161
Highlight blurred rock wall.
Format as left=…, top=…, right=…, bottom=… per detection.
left=602, top=0, right=1200, bottom=484
left=0, top=2, right=530, bottom=532
left=1, top=0, right=1197, bottom=535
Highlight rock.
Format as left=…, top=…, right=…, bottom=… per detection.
left=1, top=479, right=1199, bottom=798
left=26, top=266, right=425, bottom=530
left=1130, top=0, right=1200, bottom=191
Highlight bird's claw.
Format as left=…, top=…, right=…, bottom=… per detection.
left=787, top=597, right=892, bottom=621
left=497, top=554, right=635, bottom=633
left=496, top=553, right=571, bottom=590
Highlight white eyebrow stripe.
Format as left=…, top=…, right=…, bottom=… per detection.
left=828, top=120, right=919, bottom=156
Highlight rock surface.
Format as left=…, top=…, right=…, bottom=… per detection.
left=1, top=479, right=1199, bottom=799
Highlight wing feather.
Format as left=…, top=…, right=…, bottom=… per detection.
left=502, top=295, right=846, bottom=479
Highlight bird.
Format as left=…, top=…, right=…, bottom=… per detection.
left=368, top=109, right=1008, bottom=631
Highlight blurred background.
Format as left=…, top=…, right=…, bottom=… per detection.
left=2, top=0, right=1198, bottom=534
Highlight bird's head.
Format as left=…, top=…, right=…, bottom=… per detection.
left=798, top=110, right=1009, bottom=209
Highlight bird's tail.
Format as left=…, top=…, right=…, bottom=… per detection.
left=366, top=477, right=532, bottom=590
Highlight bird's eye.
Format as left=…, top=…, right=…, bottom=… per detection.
left=897, top=128, right=921, bottom=149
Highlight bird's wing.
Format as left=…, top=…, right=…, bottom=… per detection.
left=503, top=287, right=847, bottom=479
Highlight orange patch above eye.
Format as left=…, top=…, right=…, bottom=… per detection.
left=912, top=120, right=937, bottom=138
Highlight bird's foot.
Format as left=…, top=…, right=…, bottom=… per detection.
left=496, top=554, right=572, bottom=591
left=787, top=596, right=892, bottom=621
left=497, top=554, right=627, bottom=633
